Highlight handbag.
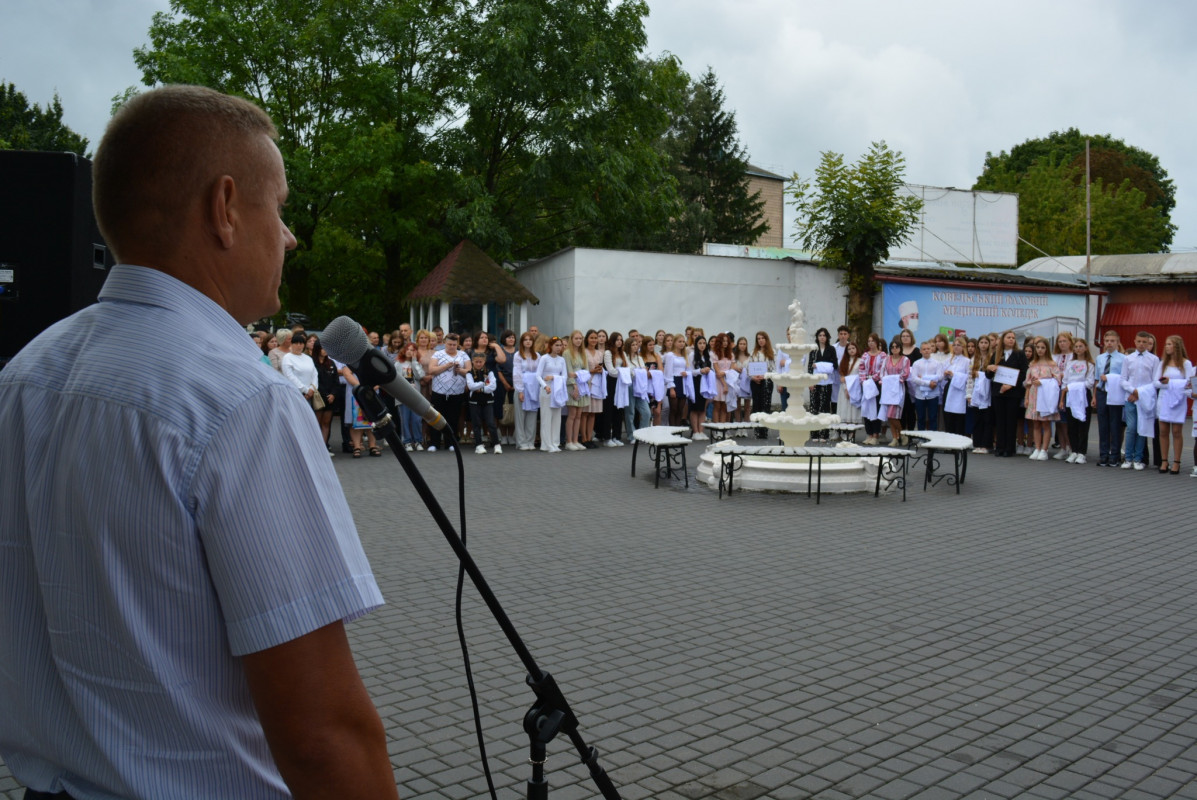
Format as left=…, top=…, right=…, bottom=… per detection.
left=310, top=391, right=326, bottom=411
left=500, top=401, right=515, bottom=426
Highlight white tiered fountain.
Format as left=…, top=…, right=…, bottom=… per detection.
left=695, top=299, right=884, bottom=494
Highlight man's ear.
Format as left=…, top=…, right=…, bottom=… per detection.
left=208, top=175, right=238, bottom=249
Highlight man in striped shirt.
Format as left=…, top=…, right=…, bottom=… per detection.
left=0, top=87, right=398, bottom=799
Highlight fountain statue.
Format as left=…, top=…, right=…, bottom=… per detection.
left=749, top=299, right=840, bottom=442
left=695, top=298, right=887, bottom=494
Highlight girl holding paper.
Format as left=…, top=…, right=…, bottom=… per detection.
left=690, top=335, right=713, bottom=439
left=859, top=333, right=887, bottom=445
left=733, top=337, right=752, bottom=422
left=878, top=338, right=912, bottom=445
left=941, top=337, right=972, bottom=436
left=837, top=340, right=863, bottom=426
left=513, top=331, right=541, bottom=451
left=807, top=327, right=837, bottom=441
left=603, top=332, right=627, bottom=447
left=749, top=331, right=777, bottom=439
left=1052, top=332, right=1077, bottom=460
left=1024, top=337, right=1061, bottom=461
left=536, top=336, right=568, bottom=453
left=969, top=335, right=995, bottom=453
left=584, top=330, right=605, bottom=448
left=907, top=340, right=942, bottom=431
left=562, top=330, right=589, bottom=451
left=642, top=337, right=664, bottom=426
left=986, top=330, right=1028, bottom=457
left=664, top=334, right=689, bottom=427
left=711, top=334, right=734, bottom=423
left=1155, top=335, right=1193, bottom=474
left=1060, top=337, right=1096, bottom=464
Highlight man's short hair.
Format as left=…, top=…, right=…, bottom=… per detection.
left=92, top=85, right=277, bottom=263
left=837, top=325, right=850, bottom=334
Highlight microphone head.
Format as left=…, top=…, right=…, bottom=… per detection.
left=322, top=316, right=371, bottom=366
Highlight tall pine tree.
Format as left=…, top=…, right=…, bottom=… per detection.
left=0, top=83, right=89, bottom=156
left=657, top=68, right=767, bottom=253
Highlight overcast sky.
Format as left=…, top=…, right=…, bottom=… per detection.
left=4, top=0, right=1195, bottom=254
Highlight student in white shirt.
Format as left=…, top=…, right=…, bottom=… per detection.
left=1155, top=334, right=1193, bottom=474
left=907, top=341, right=941, bottom=431
left=1060, top=337, right=1095, bottom=464
left=1120, top=331, right=1161, bottom=470
left=512, top=331, right=540, bottom=451
left=1052, top=332, right=1077, bottom=459
left=941, top=336, right=972, bottom=436
left=536, top=336, right=568, bottom=453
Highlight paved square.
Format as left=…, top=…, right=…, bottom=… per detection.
left=4, top=430, right=1196, bottom=799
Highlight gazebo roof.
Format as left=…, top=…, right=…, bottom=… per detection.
left=406, top=240, right=539, bottom=305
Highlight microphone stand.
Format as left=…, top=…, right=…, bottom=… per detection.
left=352, top=386, right=621, bottom=800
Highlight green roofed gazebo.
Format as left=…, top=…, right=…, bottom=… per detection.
left=406, top=240, right=539, bottom=337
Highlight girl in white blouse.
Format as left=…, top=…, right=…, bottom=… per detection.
left=664, top=333, right=689, bottom=427
left=1155, top=335, right=1193, bottom=474
left=512, top=331, right=540, bottom=451
left=1060, top=337, right=1096, bottom=465
left=536, top=336, right=567, bottom=453
left=940, top=337, right=972, bottom=435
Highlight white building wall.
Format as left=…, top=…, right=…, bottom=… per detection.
left=516, top=248, right=848, bottom=342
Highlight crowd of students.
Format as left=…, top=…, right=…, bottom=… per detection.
left=254, top=320, right=1196, bottom=476
left=837, top=326, right=1195, bottom=475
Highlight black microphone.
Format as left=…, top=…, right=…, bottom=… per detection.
left=322, top=315, right=447, bottom=430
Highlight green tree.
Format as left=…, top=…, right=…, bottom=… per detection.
left=788, top=141, right=921, bottom=342
left=441, top=0, right=686, bottom=260
left=1008, top=160, right=1172, bottom=265
left=135, top=0, right=466, bottom=329
left=0, top=83, right=89, bottom=156
left=133, top=0, right=688, bottom=328
left=974, top=128, right=1175, bottom=259
left=654, top=67, right=768, bottom=253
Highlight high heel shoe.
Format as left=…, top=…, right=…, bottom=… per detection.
left=1159, top=463, right=1170, bottom=474
left=1171, top=460, right=1181, bottom=475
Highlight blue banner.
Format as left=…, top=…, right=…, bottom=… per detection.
left=880, top=282, right=1086, bottom=344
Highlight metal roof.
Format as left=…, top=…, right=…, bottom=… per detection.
left=1020, top=253, right=1197, bottom=276
left=407, top=240, right=539, bottom=304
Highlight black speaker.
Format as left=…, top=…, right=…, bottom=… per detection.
left=0, top=150, right=114, bottom=365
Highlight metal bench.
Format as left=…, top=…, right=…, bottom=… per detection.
left=700, top=422, right=757, bottom=442
left=715, top=444, right=911, bottom=503
left=902, top=431, right=974, bottom=493
left=631, top=426, right=692, bottom=488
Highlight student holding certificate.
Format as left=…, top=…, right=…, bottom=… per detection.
left=748, top=331, right=777, bottom=439
left=1060, top=337, right=1096, bottom=464
left=1024, top=337, right=1062, bottom=461
left=986, top=330, right=1028, bottom=457
left=1094, top=330, right=1126, bottom=466
left=1155, top=335, right=1193, bottom=474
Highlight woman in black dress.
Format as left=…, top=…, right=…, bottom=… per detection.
left=806, top=327, right=837, bottom=441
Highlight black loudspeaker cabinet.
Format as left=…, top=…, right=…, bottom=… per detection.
left=0, top=150, right=114, bottom=365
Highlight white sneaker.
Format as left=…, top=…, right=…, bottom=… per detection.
left=692, top=432, right=708, bottom=441
left=863, top=436, right=878, bottom=446
left=1054, top=449, right=1071, bottom=461
left=448, top=446, right=455, bottom=452
left=1065, top=452, right=1078, bottom=463
left=1120, top=460, right=1133, bottom=469
left=427, top=445, right=437, bottom=453
left=404, top=443, right=414, bottom=452
left=1189, top=466, right=1197, bottom=477
left=1074, top=454, right=1086, bottom=464
left=493, top=444, right=503, bottom=455
left=1027, top=448, right=1038, bottom=459
left=604, top=439, right=619, bottom=447
left=519, top=445, right=533, bottom=451
left=614, top=439, right=626, bottom=446
left=1036, top=450, right=1049, bottom=461
left=415, top=443, right=424, bottom=451
left=547, top=446, right=561, bottom=453
left=475, top=444, right=487, bottom=454
left=1133, top=462, right=1145, bottom=471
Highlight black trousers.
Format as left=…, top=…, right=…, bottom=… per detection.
left=1065, top=407, right=1091, bottom=455
left=430, top=392, right=464, bottom=448
left=993, top=390, right=1022, bottom=455
left=749, top=378, right=773, bottom=438
left=972, top=406, right=994, bottom=449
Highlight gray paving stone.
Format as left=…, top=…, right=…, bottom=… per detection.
left=5, top=430, right=1197, bottom=799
